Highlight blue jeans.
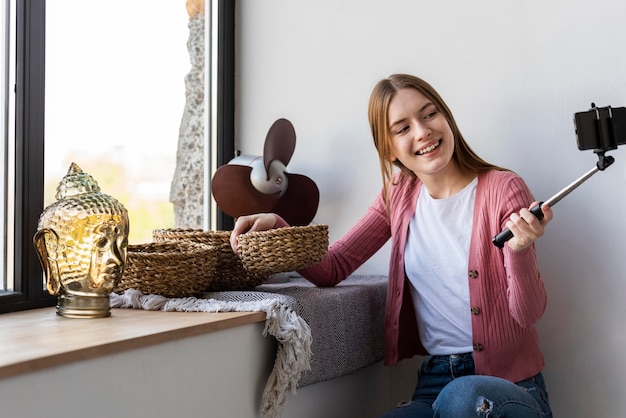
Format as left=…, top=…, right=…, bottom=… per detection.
left=380, top=353, right=552, bottom=417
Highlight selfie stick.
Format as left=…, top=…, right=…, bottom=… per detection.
left=492, top=154, right=615, bottom=248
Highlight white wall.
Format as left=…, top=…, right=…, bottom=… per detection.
left=235, top=1, right=626, bottom=416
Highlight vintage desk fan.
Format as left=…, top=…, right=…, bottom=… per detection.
left=211, top=118, right=320, bottom=226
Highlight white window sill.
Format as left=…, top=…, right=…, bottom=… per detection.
left=0, top=306, right=266, bottom=380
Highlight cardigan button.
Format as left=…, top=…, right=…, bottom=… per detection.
left=473, top=343, right=484, bottom=352
left=471, top=306, right=481, bottom=315
left=468, top=270, right=479, bottom=279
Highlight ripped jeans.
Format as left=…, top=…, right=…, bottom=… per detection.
left=380, top=353, right=552, bottom=417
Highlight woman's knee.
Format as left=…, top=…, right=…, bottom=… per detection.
left=432, top=376, right=493, bottom=416
left=432, top=375, right=551, bottom=418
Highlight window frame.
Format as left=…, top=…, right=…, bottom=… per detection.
left=215, top=0, right=236, bottom=232
left=0, top=0, right=54, bottom=313
left=0, top=0, right=235, bottom=314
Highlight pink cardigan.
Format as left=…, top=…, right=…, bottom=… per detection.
left=277, top=169, right=547, bottom=383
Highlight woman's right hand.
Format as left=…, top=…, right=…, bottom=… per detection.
left=230, top=213, right=278, bottom=253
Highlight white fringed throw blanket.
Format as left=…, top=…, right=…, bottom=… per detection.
left=110, top=288, right=312, bottom=418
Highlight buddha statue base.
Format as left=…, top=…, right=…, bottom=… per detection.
left=56, top=294, right=112, bottom=319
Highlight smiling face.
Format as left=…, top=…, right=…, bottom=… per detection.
left=387, top=88, right=457, bottom=181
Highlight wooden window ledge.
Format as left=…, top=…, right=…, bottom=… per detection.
left=0, top=307, right=266, bottom=380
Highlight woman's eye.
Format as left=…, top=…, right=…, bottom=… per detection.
left=397, top=126, right=409, bottom=135
left=424, top=111, right=437, bottom=120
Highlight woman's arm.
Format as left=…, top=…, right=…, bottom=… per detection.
left=498, top=175, right=551, bottom=326
left=298, top=193, right=392, bottom=287
left=230, top=190, right=392, bottom=288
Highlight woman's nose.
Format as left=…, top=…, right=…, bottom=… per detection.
left=413, top=122, right=431, bottom=141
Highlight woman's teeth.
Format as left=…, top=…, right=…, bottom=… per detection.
left=417, top=140, right=441, bottom=155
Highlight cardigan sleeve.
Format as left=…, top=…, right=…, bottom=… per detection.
left=503, top=246, right=546, bottom=327
left=496, top=173, right=547, bottom=327
left=296, top=190, right=392, bottom=287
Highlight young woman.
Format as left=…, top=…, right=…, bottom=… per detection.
left=230, top=74, right=553, bottom=417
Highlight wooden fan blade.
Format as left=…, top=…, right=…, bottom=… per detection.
left=272, top=173, right=320, bottom=226
left=211, top=165, right=279, bottom=218
left=263, top=119, right=296, bottom=178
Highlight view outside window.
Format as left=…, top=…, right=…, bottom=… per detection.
left=45, top=1, right=192, bottom=245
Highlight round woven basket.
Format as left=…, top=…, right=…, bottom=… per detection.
left=152, top=228, right=268, bottom=291
left=237, top=224, right=329, bottom=275
left=116, top=240, right=217, bottom=298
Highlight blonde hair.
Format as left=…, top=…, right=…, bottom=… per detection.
left=367, top=74, right=504, bottom=211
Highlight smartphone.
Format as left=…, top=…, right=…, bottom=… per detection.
left=574, top=105, right=626, bottom=151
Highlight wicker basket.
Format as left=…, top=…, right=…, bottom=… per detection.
left=116, top=240, right=217, bottom=298
left=152, top=229, right=268, bottom=291
left=237, top=224, right=329, bottom=275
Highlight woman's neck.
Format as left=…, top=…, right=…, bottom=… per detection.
left=418, top=166, right=476, bottom=199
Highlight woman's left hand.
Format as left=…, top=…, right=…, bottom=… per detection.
left=506, top=201, right=553, bottom=252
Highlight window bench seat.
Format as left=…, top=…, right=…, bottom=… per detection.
left=255, top=274, right=388, bottom=387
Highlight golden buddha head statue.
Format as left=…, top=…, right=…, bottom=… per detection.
left=33, top=163, right=129, bottom=318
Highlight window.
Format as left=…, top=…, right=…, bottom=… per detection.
left=0, top=0, right=15, bottom=296
left=0, top=0, right=53, bottom=312
left=0, top=0, right=235, bottom=314
left=44, top=1, right=189, bottom=244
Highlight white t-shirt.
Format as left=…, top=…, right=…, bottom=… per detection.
left=404, top=178, right=477, bottom=355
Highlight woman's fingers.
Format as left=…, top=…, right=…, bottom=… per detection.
left=506, top=202, right=552, bottom=251
left=230, top=214, right=276, bottom=252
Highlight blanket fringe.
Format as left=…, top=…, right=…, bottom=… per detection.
left=110, top=290, right=312, bottom=418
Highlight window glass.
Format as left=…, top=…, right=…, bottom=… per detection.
left=1, top=0, right=16, bottom=292
left=45, top=1, right=190, bottom=244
